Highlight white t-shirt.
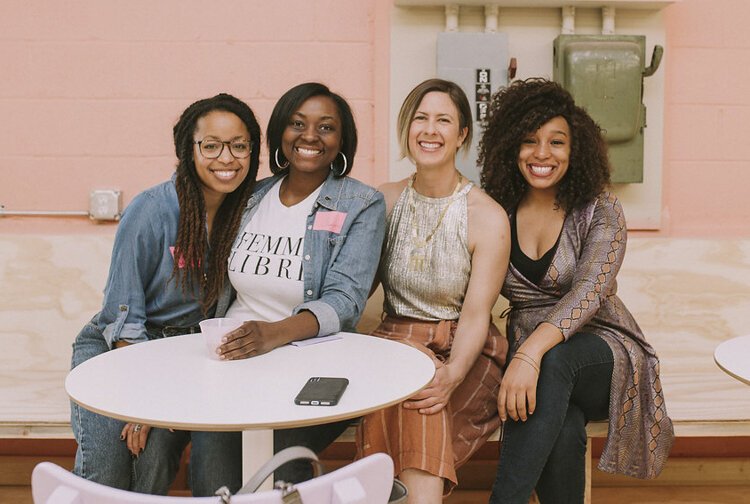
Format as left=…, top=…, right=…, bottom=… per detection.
left=226, top=177, right=322, bottom=323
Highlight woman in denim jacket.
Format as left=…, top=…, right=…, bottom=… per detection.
left=214, top=82, right=386, bottom=483
left=70, top=94, right=261, bottom=495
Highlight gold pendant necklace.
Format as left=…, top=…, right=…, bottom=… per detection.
left=407, top=172, right=464, bottom=271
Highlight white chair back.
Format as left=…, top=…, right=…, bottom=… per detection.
left=32, top=453, right=394, bottom=504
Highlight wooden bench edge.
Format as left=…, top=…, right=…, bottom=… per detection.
left=4, top=419, right=748, bottom=441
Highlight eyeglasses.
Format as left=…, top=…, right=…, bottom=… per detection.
left=194, top=139, right=252, bottom=159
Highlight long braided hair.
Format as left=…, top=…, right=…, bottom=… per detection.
left=171, top=93, right=261, bottom=311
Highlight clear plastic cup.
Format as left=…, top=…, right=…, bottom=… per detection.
left=199, top=318, right=243, bottom=360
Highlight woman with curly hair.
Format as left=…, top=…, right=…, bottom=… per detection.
left=479, top=78, right=673, bottom=503
left=70, top=93, right=261, bottom=495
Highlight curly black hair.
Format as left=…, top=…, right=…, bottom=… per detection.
left=479, top=78, right=610, bottom=212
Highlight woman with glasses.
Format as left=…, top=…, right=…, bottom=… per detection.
left=70, top=93, right=261, bottom=495
left=480, top=79, right=673, bottom=503
left=213, top=82, right=386, bottom=483
left=357, top=79, right=510, bottom=501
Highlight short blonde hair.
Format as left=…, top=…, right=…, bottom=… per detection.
left=396, top=78, right=473, bottom=161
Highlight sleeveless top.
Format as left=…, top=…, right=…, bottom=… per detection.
left=380, top=176, right=473, bottom=321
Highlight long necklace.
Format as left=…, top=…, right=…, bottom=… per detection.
left=407, top=172, right=463, bottom=271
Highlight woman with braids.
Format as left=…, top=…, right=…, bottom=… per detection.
left=479, top=78, right=673, bottom=503
left=70, top=93, right=261, bottom=495
left=357, top=79, right=510, bottom=502
left=213, top=82, right=385, bottom=483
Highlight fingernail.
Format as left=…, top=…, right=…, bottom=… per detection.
left=222, top=337, right=227, bottom=343
left=120, top=435, right=125, bottom=441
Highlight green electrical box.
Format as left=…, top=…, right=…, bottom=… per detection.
left=553, top=35, right=662, bottom=184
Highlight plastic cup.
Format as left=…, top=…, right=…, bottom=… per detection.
left=199, top=318, right=243, bottom=360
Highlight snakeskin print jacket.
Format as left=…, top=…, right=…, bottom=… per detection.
left=502, top=192, right=674, bottom=479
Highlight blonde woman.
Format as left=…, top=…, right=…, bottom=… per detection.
left=357, top=79, right=510, bottom=502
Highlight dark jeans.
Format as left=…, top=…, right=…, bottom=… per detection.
left=272, top=419, right=355, bottom=484
left=489, top=332, right=614, bottom=504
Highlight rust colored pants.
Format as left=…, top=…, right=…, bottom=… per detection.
left=356, top=316, right=507, bottom=493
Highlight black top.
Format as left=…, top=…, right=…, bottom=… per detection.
left=510, top=212, right=561, bottom=285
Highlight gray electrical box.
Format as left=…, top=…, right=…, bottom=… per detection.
left=437, top=32, right=510, bottom=184
left=89, top=189, right=122, bottom=221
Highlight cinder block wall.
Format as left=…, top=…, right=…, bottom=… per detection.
left=662, top=0, right=750, bottom=236
left=0, top=0, right=390, bottom=235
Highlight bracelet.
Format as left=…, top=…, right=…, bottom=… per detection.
left=512, top=354, right=540, bottom=374
left=514, top=350, right=540, bottom=369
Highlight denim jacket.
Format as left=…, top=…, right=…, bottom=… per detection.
left=215, top=172, right=386, bottom=335
left=94, top=178, right=206, bottom=348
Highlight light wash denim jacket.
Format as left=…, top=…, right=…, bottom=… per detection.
left=215, top=172, right=386, bottom=335
left=94, top=178, right=206, bottom=348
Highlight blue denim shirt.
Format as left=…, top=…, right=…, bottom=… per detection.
left=216, top=172, right=386, bottom=335
left=95, top=178, right=206, bottom=348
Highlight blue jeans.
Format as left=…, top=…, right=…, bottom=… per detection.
left=489, top=332, right=614, bottom=504
left=70, top=321, right=242, bottom=495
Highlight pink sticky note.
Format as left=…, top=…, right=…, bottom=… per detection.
left=313, top=211, right=347, bottom=233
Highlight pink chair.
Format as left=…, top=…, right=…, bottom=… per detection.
left=32, top=452, right=396, bottom=503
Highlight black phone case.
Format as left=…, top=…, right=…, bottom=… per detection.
left=294, top=377, right=349, bottom=406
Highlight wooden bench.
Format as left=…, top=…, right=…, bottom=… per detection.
left=2, top=235, right=750, bottom=500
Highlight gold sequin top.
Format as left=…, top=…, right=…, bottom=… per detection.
left=380, top=177, right=473, bottom=321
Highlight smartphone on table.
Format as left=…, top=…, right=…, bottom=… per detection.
left=294, top=377, right=349, bottom=406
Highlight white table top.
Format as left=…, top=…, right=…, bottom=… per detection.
left=65, top=332, right=436, bottom=431
left=714, top=335, right=750, bottom=386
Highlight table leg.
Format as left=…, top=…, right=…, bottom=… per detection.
left=242, top=429, right=274, bottom=491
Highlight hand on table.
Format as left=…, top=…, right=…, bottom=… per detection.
left=404, top=364, right=461, bottom=415
left=218, top=320, right=283, bottom=360
left=121, top=423, right=151, bottom=456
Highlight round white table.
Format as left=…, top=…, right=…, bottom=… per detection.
left=714, top=334, right=750, bottom=386
left=66, top=332, right=435, bottom=487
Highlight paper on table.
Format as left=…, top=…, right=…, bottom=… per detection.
left=290, top=334, right=343, bottom=347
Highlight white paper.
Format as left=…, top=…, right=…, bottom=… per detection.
left=290, top=334, right=343, bottom=347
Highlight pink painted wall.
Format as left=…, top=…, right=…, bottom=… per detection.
left=1, top=0, right=747, bottom=237
left=0, top=0, right=390, bottom=234
left=662, top=0, right=750, bottom=236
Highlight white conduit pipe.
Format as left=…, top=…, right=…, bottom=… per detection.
left=602, top=6, right=616, bottom=34
left=562, top=5, right=575, bottom=34
left=0, top=208, right=89, bottom=217
left=445, top=4, right=459, bottom=32
left=485, top=4, right=499, bottom=33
